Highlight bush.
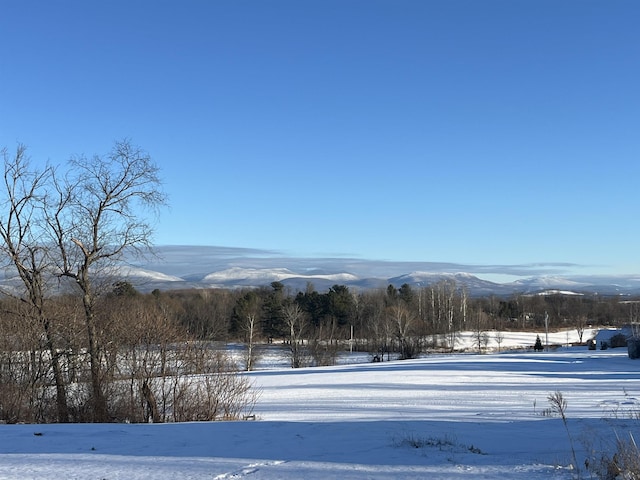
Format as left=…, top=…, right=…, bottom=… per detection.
left=551, top=390, right=640, bottom=480
left=586, top=433, right=640, bottom=480
left=610, top=334, right=628, bottom=349
left=628, top=339, right=640, bottom=360
left=110, top=351, right=259, bottom=423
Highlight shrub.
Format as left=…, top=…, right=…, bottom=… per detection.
left=609, top=334, right=628, bottom=349
left=547, top=391, right=579, bottom=476
left=550, top=390, right=640, bottom=480
left=586, top=433, right=640, bottom=480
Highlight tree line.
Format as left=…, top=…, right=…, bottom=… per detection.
left=163, top=278, right=637, bottom=367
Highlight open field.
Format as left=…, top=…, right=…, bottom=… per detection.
left=0, top=330, right=638, bottom=479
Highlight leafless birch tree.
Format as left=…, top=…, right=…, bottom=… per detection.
left=283, top=302, right=308, bottom=368
left=235, top=291, right=263, bottom=371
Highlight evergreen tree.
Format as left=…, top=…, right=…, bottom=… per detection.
left=534, top=335, right=544, bottom=351
left=262, top=282, right=286, bottom=341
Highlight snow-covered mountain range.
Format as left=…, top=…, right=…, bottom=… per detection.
left=2, top=246, right=637, bottom=297
left=113, top=245, right=640, bottom=296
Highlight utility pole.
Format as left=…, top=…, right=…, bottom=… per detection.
left=350, top=325, right=354, bottom=353
left=545, top=311, right=549, bottom=351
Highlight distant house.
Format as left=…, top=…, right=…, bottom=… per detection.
left=592, top=325, right=638, bottom=350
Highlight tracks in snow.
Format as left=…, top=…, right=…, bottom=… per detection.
left=214, top=460, right=286, bottom=479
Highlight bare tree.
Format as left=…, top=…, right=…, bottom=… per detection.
left=283, top=302, right=308, bottom=368
left=309, top=315, right=341, bottom=366
left=47, top=140, right=166, bottom=421
left=389, top=303, right=417, bottom=359
left=460, top=285, right=468, bottom=331
left=494, top=330, right=505, bottom=352
left=474, top=310, right=489, bottom=353
left=104, top=291, right=257, bottom=423
left=575, top=315, right=587, bottom=344
left=171, top=289, right=234, bottom=341
left=432, top=280, right=460, bottom=352
left=362, top=289, right=391, bottom=360
left=235, top=291, right=263, bottom=371
left=0, top=145, right=70, bottom=422
left=107, top=293, right=180, bottom=423
left=0, top=296, right=46, bottom=423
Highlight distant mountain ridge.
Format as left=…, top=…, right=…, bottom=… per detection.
left=114, top=246, right=640, bottom=297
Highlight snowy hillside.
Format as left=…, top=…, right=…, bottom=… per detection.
left=1, top=330, right=639, bottom=479
left=509, top=275, right=588, bottom=291
left=201, top=267, right=359, bottom=286
left=388, top=271, right=514, bottom=296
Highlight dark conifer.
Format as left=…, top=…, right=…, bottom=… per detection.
left=534, top=335, right=544, bottom=351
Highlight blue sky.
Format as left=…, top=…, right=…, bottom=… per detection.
left=2, top=1, right=639, bottom=280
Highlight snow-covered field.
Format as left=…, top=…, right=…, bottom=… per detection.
left=1, top=330, right=639, bottom=479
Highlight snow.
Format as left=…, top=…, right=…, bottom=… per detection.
left=109, top=265, right=185, bottom=282
left=202, top=267, right=358, bottom=284
left=1, top=330, right=639, bottom=479
left=512, top=276, right=586, bottom=288
left=535, top=289, right=584, bottom=296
